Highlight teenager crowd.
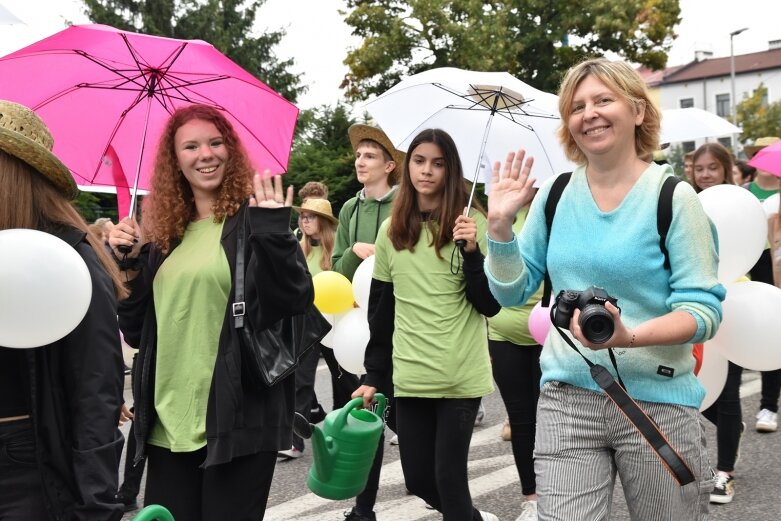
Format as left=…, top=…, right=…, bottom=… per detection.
left=1, top=55, right=779, bottom=521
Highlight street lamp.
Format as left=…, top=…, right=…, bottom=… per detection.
left=730, top=27, right=748, bottom=154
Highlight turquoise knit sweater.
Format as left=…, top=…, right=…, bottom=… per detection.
left=486, top=163, right=726, bottom=408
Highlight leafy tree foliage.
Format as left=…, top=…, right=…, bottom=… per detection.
left=82, top=0, right=304, bottom=101
left=341, top=0, right=681, bottom=99
left=736, top=84, right=781, bottom=145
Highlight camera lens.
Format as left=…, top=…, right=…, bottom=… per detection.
left=579, top=305, right=614, bottom=344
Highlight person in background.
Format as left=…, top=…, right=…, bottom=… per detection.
left=278, top=197, right=360, bottom=460
left=0, top=99, right=126, bottom=521
left=107, top=104, right=309, bottom=521
left=744, top=136, right=781, bottom=434
left=732, top=160, right=757, bottom=186
left=293, top=181, right=329, bottom=241
left=334, top=123, right=404, bottom=521
left=485, top=58, right=723, bottom=520
left=691, top=142, right=744, bottom=504
left=683, top=151, right=695, bottom=183
left=353, top=128, right=501, bottom=521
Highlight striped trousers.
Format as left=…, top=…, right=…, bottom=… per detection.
left=535, top=382, right=712, bottom=521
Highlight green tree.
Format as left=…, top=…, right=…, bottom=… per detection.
left=285, top=103, right=359, bottom=215
left=81, top=0, right=304, bottom=102
left=341, top=0, right=680, bottom=99
left=736, top=83, right=781, bottom=145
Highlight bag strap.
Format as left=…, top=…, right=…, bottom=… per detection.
left=233, top=206, right=247, bottom=330
left=657, top=175, right=680, bottom=271
left=542, top=172, right=572, bottom=306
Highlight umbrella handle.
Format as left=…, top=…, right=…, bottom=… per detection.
left=117, top=244, right=132, bottom=254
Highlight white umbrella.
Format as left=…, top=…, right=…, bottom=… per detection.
left=660, top=108, right=741, bottom=145
left=361, top=67, right=574, bottom=210
left=0, top=4, right=24, bottom=25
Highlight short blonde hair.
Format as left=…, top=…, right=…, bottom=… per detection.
left=557, top=58, right=660, bottom=165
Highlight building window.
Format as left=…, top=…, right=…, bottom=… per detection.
left=682, top=141, right=696, bottom=153
left=716, top=94, right=731, bottom=117
left=680, top=98, right=694, bottom=109
left=718, top=137, right=732, bottom=149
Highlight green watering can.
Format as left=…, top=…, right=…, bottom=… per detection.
left=131, top=505, right=174, bottom=521
left=295, top=394, right=387, bottom=500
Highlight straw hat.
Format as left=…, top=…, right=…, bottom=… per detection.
left=0, top=100, right=77, bottom=199
left=348, top=124, right=406, bottom=184
left=293, top=198, right=338, bottom=225
left=744, top=136, right=780, bottom=159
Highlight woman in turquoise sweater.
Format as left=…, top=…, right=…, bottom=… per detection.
left=485, top=59, right=725, bottom=520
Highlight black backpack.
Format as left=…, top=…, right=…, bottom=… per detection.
left=541, top=172, right=681, bottom=305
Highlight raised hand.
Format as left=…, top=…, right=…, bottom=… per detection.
left=487, top=150, right=536, bottom=242
left=249, top=170, right=293, bottom=208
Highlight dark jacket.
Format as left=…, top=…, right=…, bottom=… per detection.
left=21, top=227, right=125, bottom=521
left=119, top=204, right=313, bottom=467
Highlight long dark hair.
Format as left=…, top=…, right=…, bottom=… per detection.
left=387, top=128, right=483, bottom=258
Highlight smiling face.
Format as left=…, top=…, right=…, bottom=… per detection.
left=566, top=74, right=645, bottom=163
left=174, top=119, right=228, bottom=200
left=693, top=151, right=727, bottom=190
left=408, top=141, right=447, bottom=210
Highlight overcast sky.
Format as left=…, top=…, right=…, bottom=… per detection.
left=1, top=0, right=779, bottom=108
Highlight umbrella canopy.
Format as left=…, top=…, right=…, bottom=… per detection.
left=748, top=141, right=781, bottom=178
left=361, top=67, right=574, bottom=191
left=660, top=108, right=741, bottom=145
left=0, top=4, right=24, bottom=25
left=0, top=24, right=298, bottom=206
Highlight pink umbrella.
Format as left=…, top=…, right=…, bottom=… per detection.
left=749, top=141, right=781, bottom=178
left=0, top=24, right=298, bottom=215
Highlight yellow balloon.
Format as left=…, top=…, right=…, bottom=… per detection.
left=312, top=271, right=354, bottom=314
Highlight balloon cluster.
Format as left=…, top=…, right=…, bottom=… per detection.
left=311, top=256, right=375, bottom=375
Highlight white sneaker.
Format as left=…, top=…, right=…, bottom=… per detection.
left=479, top=511, right=499, bottom=521
left=277, top=446, right=303, bottom=459
left=515, top=500, right=538, bottom=521
left=756, top=408, right=778, bottom=432
left=389, top=434, right=399, bottom=445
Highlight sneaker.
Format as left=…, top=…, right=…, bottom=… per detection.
left=389, top=434, right=399, bottom=445
left=310, top=403, right=327, bottom=424
left=123, top=364, right=132, bottom=376
left=709, top=471, right=735, bottom=504
left=114, top=491, right=138, bottom=513
left=756, top=408, right=778, bottom=433
left=500, top=417, right=512, bottom=441
left=479, top=512, right=499, bottom=521
left=343, top=507, right=376, bottom=521
left=475, top=401, right=486, bottom=426
left=277, top=446, right=303, bottom=459
left=515, top=500, right=538, bottom=521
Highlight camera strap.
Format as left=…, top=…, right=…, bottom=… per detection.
left=548, top=309, right=696, bottom=486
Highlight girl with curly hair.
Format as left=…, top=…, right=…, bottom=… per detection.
left=108, top=104, right=310, bottom=521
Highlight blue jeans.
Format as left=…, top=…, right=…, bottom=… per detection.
left=0, top=419, right=49, bottom=521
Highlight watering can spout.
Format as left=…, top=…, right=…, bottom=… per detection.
left=309, top=425, right=335, bottom=482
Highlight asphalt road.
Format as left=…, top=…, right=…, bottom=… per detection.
left=120, top=360, right=781, bottom=520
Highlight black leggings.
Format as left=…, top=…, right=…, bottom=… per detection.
left=702, top=361, right=743, bottom=472
left=488, top=340, right=542, bottom=496
left=396, top=397, right=484, bottom=521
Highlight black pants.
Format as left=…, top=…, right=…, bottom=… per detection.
left=489, top=340, right=542, bottom=496
left=118, top=410, right=146, bottom=498
left=145, top=444, right=277, bottom=521
left=292, top=344, right=359, bottom=451
left=0, top=419, right=49, bottom=521
left=750, top=249, right=781, bottom=413
left=702, top=361, right=743, bottom=472
left=396, top=397, right=484, bottom=521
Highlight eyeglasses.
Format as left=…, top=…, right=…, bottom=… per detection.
left=299, top=214, right=317, bottom=222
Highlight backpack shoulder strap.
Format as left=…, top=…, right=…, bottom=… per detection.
left=542, top=172, right=572, bottom=305
left=657, top=175, right=681, bottom=271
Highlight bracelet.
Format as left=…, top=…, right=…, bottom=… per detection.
left=627, top=330, right=637, bottom=349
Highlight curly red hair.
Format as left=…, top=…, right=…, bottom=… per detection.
left=141, top=105, right=253, bottom=251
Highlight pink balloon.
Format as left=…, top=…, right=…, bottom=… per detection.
left=529, top=301, right=553, bottom=345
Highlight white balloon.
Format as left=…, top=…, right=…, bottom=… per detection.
left=761, top=193, right=780, bottom=218
left=698, top=185, right=768, bottom=283
left=352, top=255, right=375, bottom=309
left=697, top=343, right=728, bottom=412
left=0, top=229, right=92, bottom=348
left=709, top=281, right=781, bottom=371
left=332, top=308, right=369, bottom=375
left=319, top=312, right=336, bottom=349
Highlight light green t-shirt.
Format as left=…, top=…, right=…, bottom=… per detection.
left=487, top=207, right=544, bottom=345
left=373, top=210, right=494, bottom=398
left=149, top=218, right=230, bottom=452
left=304, top=243, right=325, bottom=276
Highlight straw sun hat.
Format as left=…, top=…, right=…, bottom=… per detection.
left=744, top=136, right=781, bottom=159
left=348, top=124, right=406, bottom=183
left=293, top=198, right=339, bottom=225
left=0, top=100, right=78, bottom=199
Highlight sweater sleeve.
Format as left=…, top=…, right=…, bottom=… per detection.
left=117, top=244, right=154, bottom=349
left=462, top=244, right=501, bottom=317
left=363, top=278, right=395, bottom=390
left=331, top=199, right=362, bottom=280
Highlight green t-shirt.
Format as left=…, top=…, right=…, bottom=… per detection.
left=305, top=243, right=325, bottom=276
left=149, top=218, right=230, bottom=452
left=487, top=208, right=543, bottom=345
left=373, top=210, right=494, bottom=398
left=749, top=181, right=779, bottom=203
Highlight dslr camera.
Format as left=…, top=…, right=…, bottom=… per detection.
left=553, top=287, right=619, bottom=344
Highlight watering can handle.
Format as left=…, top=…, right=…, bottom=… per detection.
left=131, top=504, right=175, bottom=521
left=336, top=394, right=387, bottom=427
